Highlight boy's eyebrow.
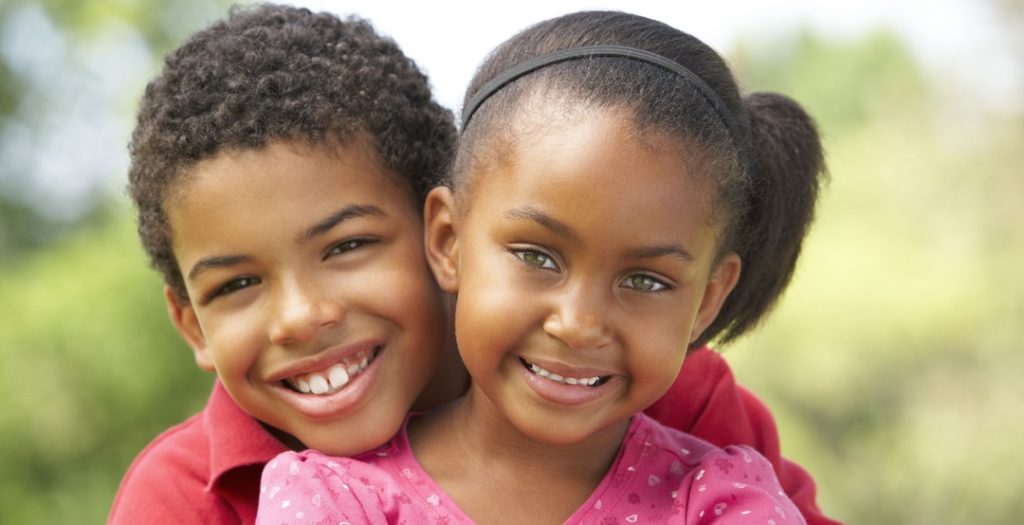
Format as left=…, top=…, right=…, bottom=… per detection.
left=297, top=204, right=386, bottom=243
left=504, top=207, right=580, bottom=244
left=187, top=255, right=252, bottom=283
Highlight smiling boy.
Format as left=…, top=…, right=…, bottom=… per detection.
left=109, top=5, right=463, bottom=523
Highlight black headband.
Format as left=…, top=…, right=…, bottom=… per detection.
left=461, top=44, right=742, bottom=148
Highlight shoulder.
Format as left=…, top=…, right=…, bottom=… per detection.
left=109, top=412, right=229, bottom=524
left=258, top=450, right=408, bottom=525
left=677, top=445, right=806, bottom=524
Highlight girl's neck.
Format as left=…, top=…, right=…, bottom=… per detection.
left=408, top=386, right=631, bottom=523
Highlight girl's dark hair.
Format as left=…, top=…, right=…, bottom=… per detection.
left=454, top=11, right=826, bottom=347
left=129, top=3, right=455, bottom=299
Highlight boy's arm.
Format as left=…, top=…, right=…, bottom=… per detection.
left=643, top=346, right=841, bottom=525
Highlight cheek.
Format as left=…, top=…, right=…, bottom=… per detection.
left=626, top=313, right=692, bottom=382
left=453, top=261, right=535, bottom=363
left=200, top=312, right=263, bottom=367
left=369, top=246, right=448, bottom=340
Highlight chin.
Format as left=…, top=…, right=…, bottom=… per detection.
left=301, top=420, right=400, bottom=456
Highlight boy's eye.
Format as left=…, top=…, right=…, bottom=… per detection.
left=325, top=238, right=376, bottom=259
left=207, top=276, right=261, bottom=302
left=511, top=249, right=558, bottom=270
left=621, top=274, right=670, bottom=293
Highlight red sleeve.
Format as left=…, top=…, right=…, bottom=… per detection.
left=643, top=347, right=841, bottom=525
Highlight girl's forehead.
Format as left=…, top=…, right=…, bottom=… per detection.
left=467, top=106, right=718, bottom=243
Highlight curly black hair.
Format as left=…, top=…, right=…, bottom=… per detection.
left=128, top=3, right=455, bottom=299
left=455, top=11, right=826, bottom=348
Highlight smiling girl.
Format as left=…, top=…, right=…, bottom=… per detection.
left=257, top=10, right=825, bottom=524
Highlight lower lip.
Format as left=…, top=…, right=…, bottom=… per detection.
left=271, top=349, right=384, bottom=419
left=518, top=360, right=615, bottom=406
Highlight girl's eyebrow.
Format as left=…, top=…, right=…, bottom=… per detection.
left=296, top=204, right=386, bottom=243
left=504, top=206, right=580, bottom=244
left=504, top=206, right=694, bottom=262
left=626, top=244, right=694, bottom=263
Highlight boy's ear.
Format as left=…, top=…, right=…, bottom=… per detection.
left=689, top=252, right=742, bottom=344
left=424, top=186, right=460, bottom=293
left=163, top=285, right=215, bottom=372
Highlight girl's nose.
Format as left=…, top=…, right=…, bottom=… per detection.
left=543, top=283, right=613, bottom=352
left=268, top=280, right=344, bottom=345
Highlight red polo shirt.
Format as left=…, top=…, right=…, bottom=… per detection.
left=109, top=347, right=839, bottom=525
left=109, top=381, right=285, bottom=524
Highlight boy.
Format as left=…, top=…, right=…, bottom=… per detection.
left=110, top=4, right=836, bottom=524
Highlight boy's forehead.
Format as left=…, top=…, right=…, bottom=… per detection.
left=169, top=136, right=410, bottom=204
left=166, top=139, right=421, bottom=243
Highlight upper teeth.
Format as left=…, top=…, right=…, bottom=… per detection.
left=288, top=350, right=375, bottom=395
left=526, top=361, right=604, bottom=386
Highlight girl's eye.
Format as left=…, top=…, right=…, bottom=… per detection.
left=622, top=274, right=670, bottom=293
left=207, top=276, right=260, bottom=302
left=325, top=238, right=376, bottom=259
left=512, top=249, right=558, bottom=270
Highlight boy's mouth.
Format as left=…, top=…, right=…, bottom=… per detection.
left=282, top=346, right=382, bottom=396
left=519, top=357, right=611, bottom=387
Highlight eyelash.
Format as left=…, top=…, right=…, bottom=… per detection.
left=324, top=237, right=377, bottom=259
left=205, top=276, right=260, bottom=303
left=510, top=248, right=559, bottom=271
left=204, top=237, right=378, bottom=303
left=510, top=248, right=674, bottom=294
left=620, top=273, right=672, bottom=293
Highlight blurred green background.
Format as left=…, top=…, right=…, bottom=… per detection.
left=1, top=1, right=1021, bottom=523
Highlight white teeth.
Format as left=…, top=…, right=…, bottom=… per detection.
left=308, top=375, right=329, bottom=395
left=328, top=364, right=350, bottom=389
left=526, top=360, right=604, bottom=387
left=287, top=347, right=380, bottom=396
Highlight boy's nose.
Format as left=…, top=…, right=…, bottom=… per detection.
left=268, top=281, right=344, bottom=345
left=543, top=283, right=613, bottom=352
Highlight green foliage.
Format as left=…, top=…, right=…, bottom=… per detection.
left=725, top=32, right=1024, bottom=524
left=0, top=0, right=230, bottom=262
left=0, top=211, right=213, bottom=523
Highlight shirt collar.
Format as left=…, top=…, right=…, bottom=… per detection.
left=204, top=381, right=290, bottom=491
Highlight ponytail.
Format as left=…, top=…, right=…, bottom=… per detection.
left=696, top=92, right=826, bottom=348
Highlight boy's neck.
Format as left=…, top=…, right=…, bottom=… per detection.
left=408, top=386, right=630, bottom=523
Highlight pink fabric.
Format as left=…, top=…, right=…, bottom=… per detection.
left=257, top=413, right=804, bottom=524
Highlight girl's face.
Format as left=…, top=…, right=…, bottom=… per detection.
left=165, top=138, right=450, bottom=456
left=427, top=107, right=740, bottom=446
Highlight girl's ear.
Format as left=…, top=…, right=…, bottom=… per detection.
left=424, top=186, right=460, bottom=293
left=689, top=252, right=742, bottom=344
left=163, top=285, right=215, bottom=372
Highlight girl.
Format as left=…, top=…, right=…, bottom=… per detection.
left=257, top=10, right=824, bottom=524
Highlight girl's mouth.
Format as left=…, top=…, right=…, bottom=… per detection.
left=282, top=345, right=382, bottom=396
left=519, top=357, right=611, bottom=387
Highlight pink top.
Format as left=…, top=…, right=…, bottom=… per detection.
left=257, top=413, right=804, bottom=524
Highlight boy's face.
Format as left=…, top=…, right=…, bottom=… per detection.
left=164, top=138, right=448, bottom=456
